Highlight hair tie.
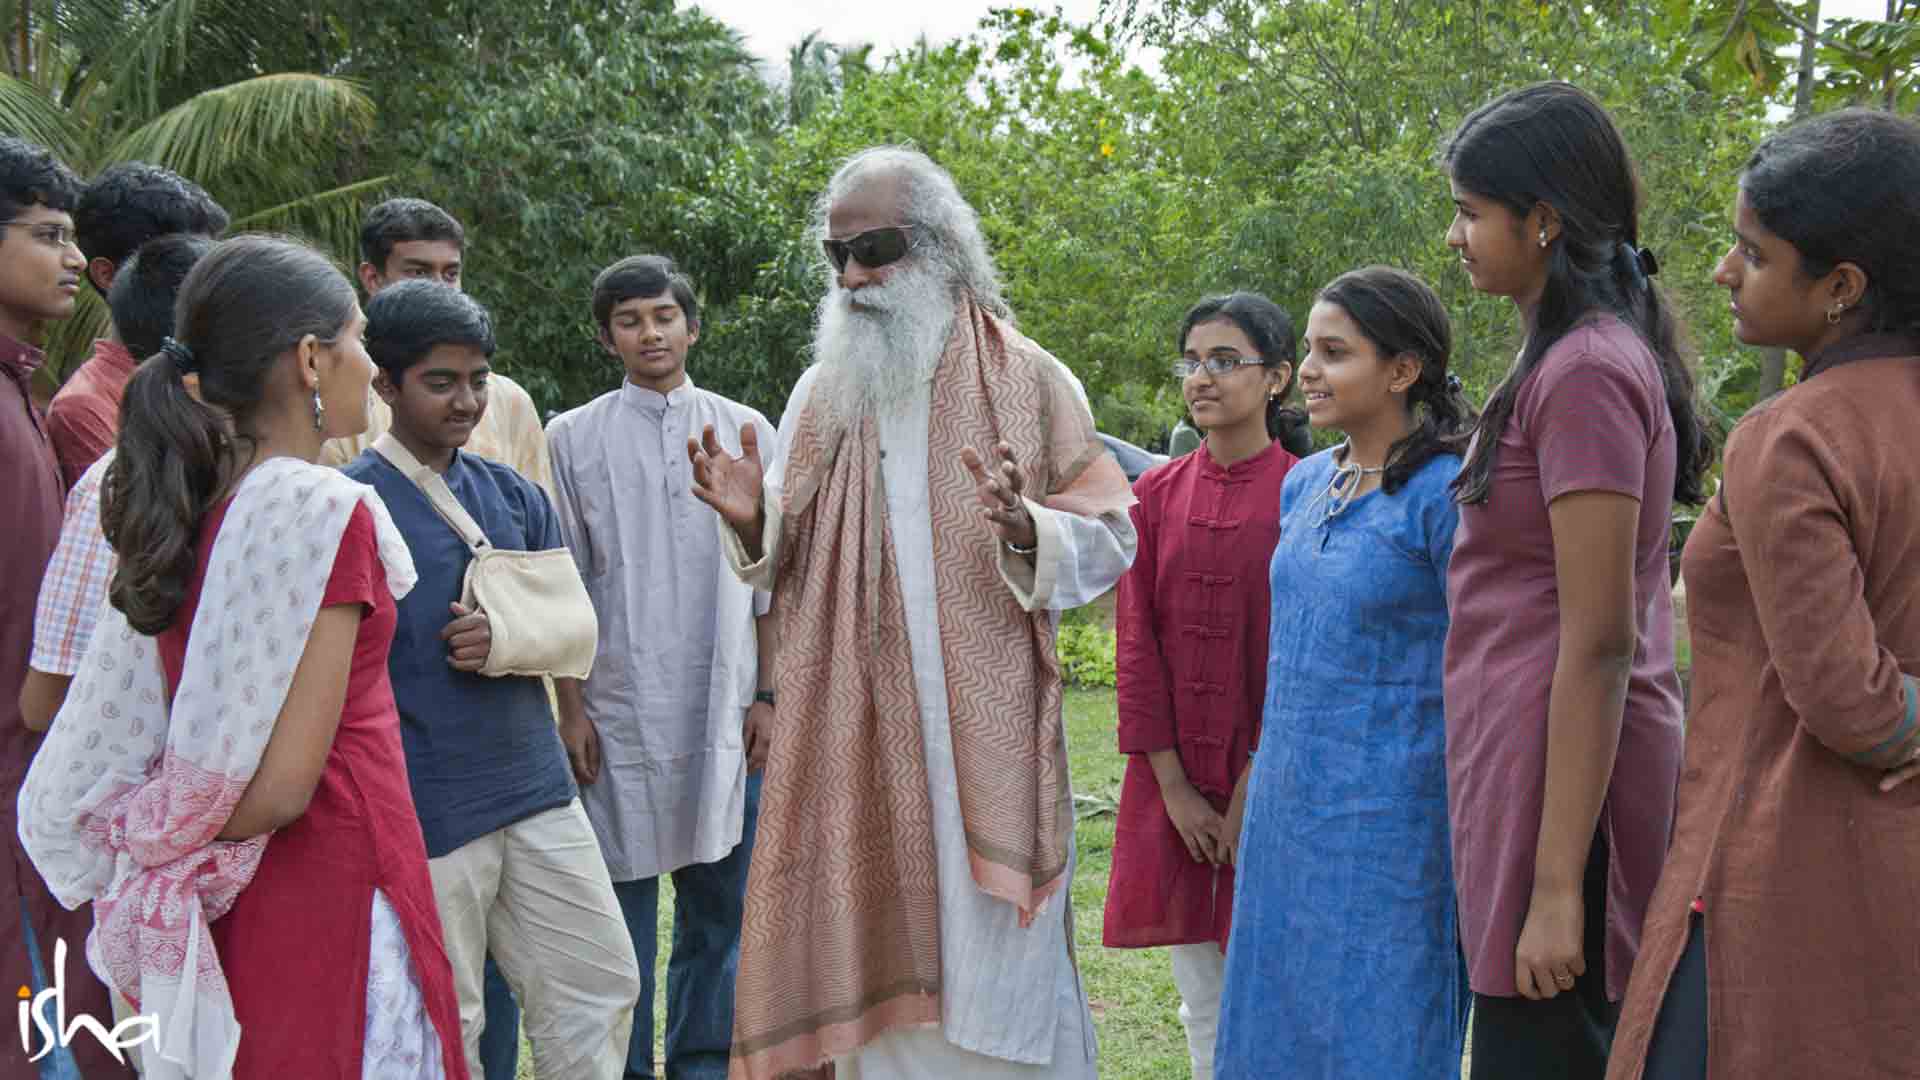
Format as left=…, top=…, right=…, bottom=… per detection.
left=160, top=336, right=197, bottom=375
left=1619, top=241, right=1659, bottom=288
left=1445, top=372, right=1463, bottom=394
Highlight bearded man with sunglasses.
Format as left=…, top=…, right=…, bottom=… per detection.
left=690, top=145, right=1136, bottom=1080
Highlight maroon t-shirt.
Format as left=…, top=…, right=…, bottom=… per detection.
left=1444, top=315, right=1686, bottom=1001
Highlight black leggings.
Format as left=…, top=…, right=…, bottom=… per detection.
left=1468, top=832, right=1618, bottom=1080
left=1642, top=915, right=1708, bottom=1080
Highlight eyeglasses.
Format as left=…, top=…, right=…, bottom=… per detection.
left=1171, top=353, right=1265, bottom=380
left=823, top=226, right=917, bottom=273
left=0, top=221, right=78, bottom=249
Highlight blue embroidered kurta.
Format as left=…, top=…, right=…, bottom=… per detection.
left=1214, top=448, right=1468, bottom=1079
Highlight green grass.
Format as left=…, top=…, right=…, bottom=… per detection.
left=515, top=687, right=1188, bottom=1078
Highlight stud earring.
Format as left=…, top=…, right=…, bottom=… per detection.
left=312, top=388, right=326, bottom=432
left=1827, top=303, right=1845, bottom=325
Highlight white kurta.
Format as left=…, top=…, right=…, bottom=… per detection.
left=726, top=361, right=1134, bottom=1076
left=547, top=376, right=774, bottom=882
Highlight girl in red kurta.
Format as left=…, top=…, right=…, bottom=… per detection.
left=1608, top=109, right=1920, bottom=1080
left=1104, top=292, right=1300, bottom=1077
left=27, top=235, right=467, bottom=1077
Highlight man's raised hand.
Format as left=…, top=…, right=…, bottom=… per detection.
left=960, top=441, right=1039, bottom=554
left=689, top=424, right=767, bottom=557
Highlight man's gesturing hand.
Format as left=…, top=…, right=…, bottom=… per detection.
left=689, top=424, right=768, bottom=558
left=960, top=441, right=1039, bottom=553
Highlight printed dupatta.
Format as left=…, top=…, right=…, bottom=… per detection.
left=728, top=301, right=1134, bottom=1079
left=18, top=458, right=416, bottom=1079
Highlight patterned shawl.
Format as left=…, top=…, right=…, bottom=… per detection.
left=17, top=459, right=416, bottom=1080
left=729, top=300, right=1134, bottom=1079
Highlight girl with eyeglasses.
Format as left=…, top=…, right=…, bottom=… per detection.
left=1607, top=109, right=1920, bottom=1080
left=1102, top=291, right=1302, bottom=1077
left=1210, top=267, right=1473, bottom=1079
left=1439, top=83, right=1710, bottom=1080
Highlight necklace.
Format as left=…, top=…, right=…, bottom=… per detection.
left=1312, top=442, right=1386, bottom=523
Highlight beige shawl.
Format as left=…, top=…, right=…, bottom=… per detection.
left=729, top=301, right=1133, bottom=1079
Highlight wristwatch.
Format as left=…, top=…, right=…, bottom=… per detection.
left=1005, top=538, right=1037, bottom=556
left=753, top=689, right=776, bottom=707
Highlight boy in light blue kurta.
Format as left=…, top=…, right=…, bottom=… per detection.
left=545, top=255, right=774, bottom=1080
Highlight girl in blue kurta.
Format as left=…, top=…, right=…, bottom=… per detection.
left=1214, top=267, right=1474, bottom=1078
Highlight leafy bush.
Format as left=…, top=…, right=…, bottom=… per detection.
left=1057, top=613, right=1118, bottom=689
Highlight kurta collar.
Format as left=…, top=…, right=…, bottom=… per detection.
left=0, top=333, right=45, bottom=383
left=619, top=372, right=697, bottom=416
left=1803, top=332, right=1920, bottom=382
left=1198, top=438, right=1284, bottom=480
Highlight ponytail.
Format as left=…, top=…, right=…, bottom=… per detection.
left=1381, top=369, right=1475, bottom=495
left=100, top=234, right=359, bottom=636
left=102, top=354, right=237, bottom=634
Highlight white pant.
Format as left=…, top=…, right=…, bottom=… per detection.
left=1170, top=942, right=1226, bottom=1079
left=428, top=799, right=640, bottom=1079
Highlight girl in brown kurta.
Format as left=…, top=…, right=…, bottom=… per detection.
left=1608, top=109, right=1920, bottom=1080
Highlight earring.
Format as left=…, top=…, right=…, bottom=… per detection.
left=312, top=388, right=326, bottom=432
left=1827, top=303, right=1845, bottom=325
left=1538, top=228, right=1549, bottom=248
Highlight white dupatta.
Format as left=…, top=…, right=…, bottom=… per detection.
left=17, top=458, right=416, bottom=1079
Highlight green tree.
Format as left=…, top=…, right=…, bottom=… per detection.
left=358, top=0, right=786, bottom=414
left=1, top=0, right=385, bottom=385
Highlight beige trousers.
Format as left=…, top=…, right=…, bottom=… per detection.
left=428, top=799, right=640, bottom=1079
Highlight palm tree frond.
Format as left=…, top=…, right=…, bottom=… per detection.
left=0, top=74, right=79, bottom=156
left=81, top=0, right=203, bottom=118
left=104, top=73, right=375, bottom=188
left=232, top=174, right=394, bottom=266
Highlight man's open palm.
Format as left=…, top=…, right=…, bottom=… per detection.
left=689, top=423, right=766, bottom=533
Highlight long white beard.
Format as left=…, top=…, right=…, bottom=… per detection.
left=812, top=261, right=956, bottom=424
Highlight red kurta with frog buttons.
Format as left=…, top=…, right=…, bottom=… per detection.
left=1103, top=441, right=1295, bottom=950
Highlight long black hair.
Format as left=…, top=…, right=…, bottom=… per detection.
left=1178, top=291, right=1314, bottom=457
left=1443, top=82, right=1709, bottom=506
left=1742, top=107, right=1920, bottom=358
left=103, top=235, right=359, bottom=635
left=1316, top=266, right=1476, bottom=494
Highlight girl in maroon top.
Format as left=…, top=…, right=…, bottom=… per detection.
left=1439, top=83, right=1711, bottom=1080
left=101, top=235, right=467, bottom=1077
left=1103, top=292, right=1301, bottom=1077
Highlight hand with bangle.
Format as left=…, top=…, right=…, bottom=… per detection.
left=960, top=441, right=1039, bottom=556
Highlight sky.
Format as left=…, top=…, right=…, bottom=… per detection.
left=694, top=0, right=1897, bottom=76
left=691, top=0, right=1110, bottom=73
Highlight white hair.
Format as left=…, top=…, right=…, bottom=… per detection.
left=810, top=145, right=1009, bottom=319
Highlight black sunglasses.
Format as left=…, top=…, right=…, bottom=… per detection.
left=823, top=226, right=917, bottom=273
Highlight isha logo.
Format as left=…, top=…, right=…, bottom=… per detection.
left=16, top=938, right=159, bottom=1064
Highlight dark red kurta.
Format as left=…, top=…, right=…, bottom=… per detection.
left=1103, top=441, right=1295, bottom=950
left=160, top=502, right=468, bottom=1078
left=1, top=334, right=130, bottom=1078
left=1610, top=340, right=1920, bottom=1080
